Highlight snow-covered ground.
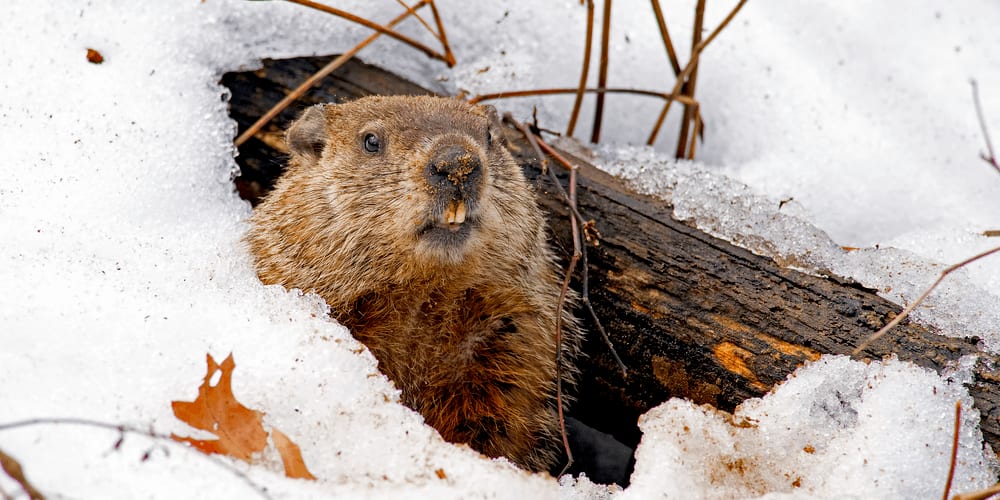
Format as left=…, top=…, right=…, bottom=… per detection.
left=2, top=1, right=999, bottom=498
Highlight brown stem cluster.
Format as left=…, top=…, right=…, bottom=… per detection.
left=235, top=1, right=455, bottom=147
left=473, top=0, right=747, bottom=161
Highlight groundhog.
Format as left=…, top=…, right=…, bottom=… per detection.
left=246, top=95, right=581, bottom=473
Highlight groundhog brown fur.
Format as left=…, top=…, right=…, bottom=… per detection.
left=246, top=95, right=581, bottom=472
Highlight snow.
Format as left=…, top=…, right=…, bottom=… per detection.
left=1, top=0, right=999, bottom=498
left=623, top=356, right=994, bottom=499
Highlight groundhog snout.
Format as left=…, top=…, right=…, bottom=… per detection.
left=425, top=142, right=484, bottom=228
left=426, top=144, right=483, bottom=191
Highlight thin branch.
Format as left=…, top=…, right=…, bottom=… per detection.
left=425, top=1, right=456, bottom=66
left=284, top=0, right=453, bottom=65
left=567, top=0, right=595, bottom=137
left=590, top=0, right=613, bottom=143
left=558, top=146, right=582, bottom=479
left=942, top=401, right=962, bottom=500
left=506, top=113, right=631, bottom=474
left=686, top=101, right=701, bottom=160
left=468, top=86, right=696, bottom=106
left=971, top=79, right=999, bottom=174
left=647, top=0, right=748, bottom=146
left=235, top=3, right=426, bottom=147
left=649, top=0, right=682, bottom=77
left=0, top=417, right=272, bottom=500
left=393, top=0, right=439, bottom=43
left=504, top=115, right=628, bottom=376
left=505, top=116, right=577, bottom=475
left=534, top=138, right=627, bottom=376
left=953, top=483, right=1000, bottom=500
left=674, top=0, right=704, bottom=159
left=852, top=245, right=1000, bottom=356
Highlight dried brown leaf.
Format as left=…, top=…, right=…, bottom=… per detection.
left=170, top=353, right=268, bottom=462
left=0, top=448, right=45, bottom=500
left=271, top=427, right=316, bottom=480
left=85, top=48, right=103, bottom=64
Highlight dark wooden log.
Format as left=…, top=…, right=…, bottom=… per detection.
left=221, top=55, right=1000, bottom=451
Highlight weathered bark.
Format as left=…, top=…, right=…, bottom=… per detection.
left=222, top=55, right=1000, bottom=451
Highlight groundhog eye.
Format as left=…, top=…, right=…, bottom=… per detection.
left=486, top=130, right=494, bottom=148
left=363, top=133, right=381, bottom=153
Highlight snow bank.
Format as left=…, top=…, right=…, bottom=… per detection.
left=2, top=0, right=999, bottom=498
left=625, top=356, right=995, bottom=499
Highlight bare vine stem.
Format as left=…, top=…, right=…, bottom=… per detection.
left=237, top=1, right=457, bottom=148
left=567, top=0, right=595, bottom=137
left=942, top=401, right=962, bottom=500
left=503, top=115, right=628, bottom=375
left=235, top=3, right=427, bottom=147
left=284, top=0, right=454, bottom=65
left=647, top=0, right=747, bottom=146
left=425, top=1, right=455, bottom=66
left=953, top=483, right=1000, bottom=500
left=971, top=79, right=999, bottom=174
left=533, top=139, right=628, bottom=376
left=852, top=245, right=1000, bottom=356
left=505, top=113, right=628, bottom=475
left=392, top=0, right=439, bottom=43
left=469, top=86, right=696, bottom=106
left=0, top=417, right=272, bottom=500
left=506, top=116, right=576, bottom=474
left=650, top=0, right=681, bottom=77
left=674, top=0, right=704, bottom=159
left=590, top=0, right=613, bottom=143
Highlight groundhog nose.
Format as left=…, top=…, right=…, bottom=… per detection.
left=427, top=144, right=482, bottom=187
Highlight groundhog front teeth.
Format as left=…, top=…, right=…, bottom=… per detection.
left=445, top=200, right=467, bottom=226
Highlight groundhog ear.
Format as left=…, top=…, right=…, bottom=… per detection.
left=481, top=104, right=501, bottom=126
left=286, top=104, right=329, bottom=159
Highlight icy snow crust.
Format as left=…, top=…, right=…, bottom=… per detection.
left=1, top=0, right=998, bottom=498
left=598, top=145, right=1000, bottom=351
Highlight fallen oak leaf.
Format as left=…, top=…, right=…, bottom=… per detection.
left=271, top=428, right=316, bottom=480
left=0, top=447, right=45, bottom=500
left=171, top=353, right=268, bottom=462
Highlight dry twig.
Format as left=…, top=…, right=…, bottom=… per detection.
left=567, top=0, right=595, bottom=137
left=650, top=0, right=682, bottom=77
left=236, top=1, right=454, bottom=147
left=674, top=0, right=705, bottom=159
left=533, top=137, right=627, bottom=376
left=505, top=115, right=627, bottom=375
left=468, top=86, right=696, bottom=106
left=590, top=0, right=613, bottom=143
left=285, top=0, right=454, bottom=65
left=953, top=483, right=1000, bottom=500
left=971, top=79, right=999, bottom=174
left=0, top=418, right=272, bottom=500
left=647, top=0, right=747, bottom=146
left=852, top=245, right=1000, bottom=356
left=506, top=115, right=577, bottom=474
left=473, top=0, right=745, bottom=160
left=505, top=113, right=629, bottom=475
left=942, top=401, right=962, bottom=500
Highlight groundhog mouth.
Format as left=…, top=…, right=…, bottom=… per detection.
left=417, top=199, right=479, bottom=249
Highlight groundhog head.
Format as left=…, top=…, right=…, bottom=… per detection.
left=249, top=96, right=546, bottom=302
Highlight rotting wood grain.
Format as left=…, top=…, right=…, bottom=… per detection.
left=222, top=55, right=1000, bottom=451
